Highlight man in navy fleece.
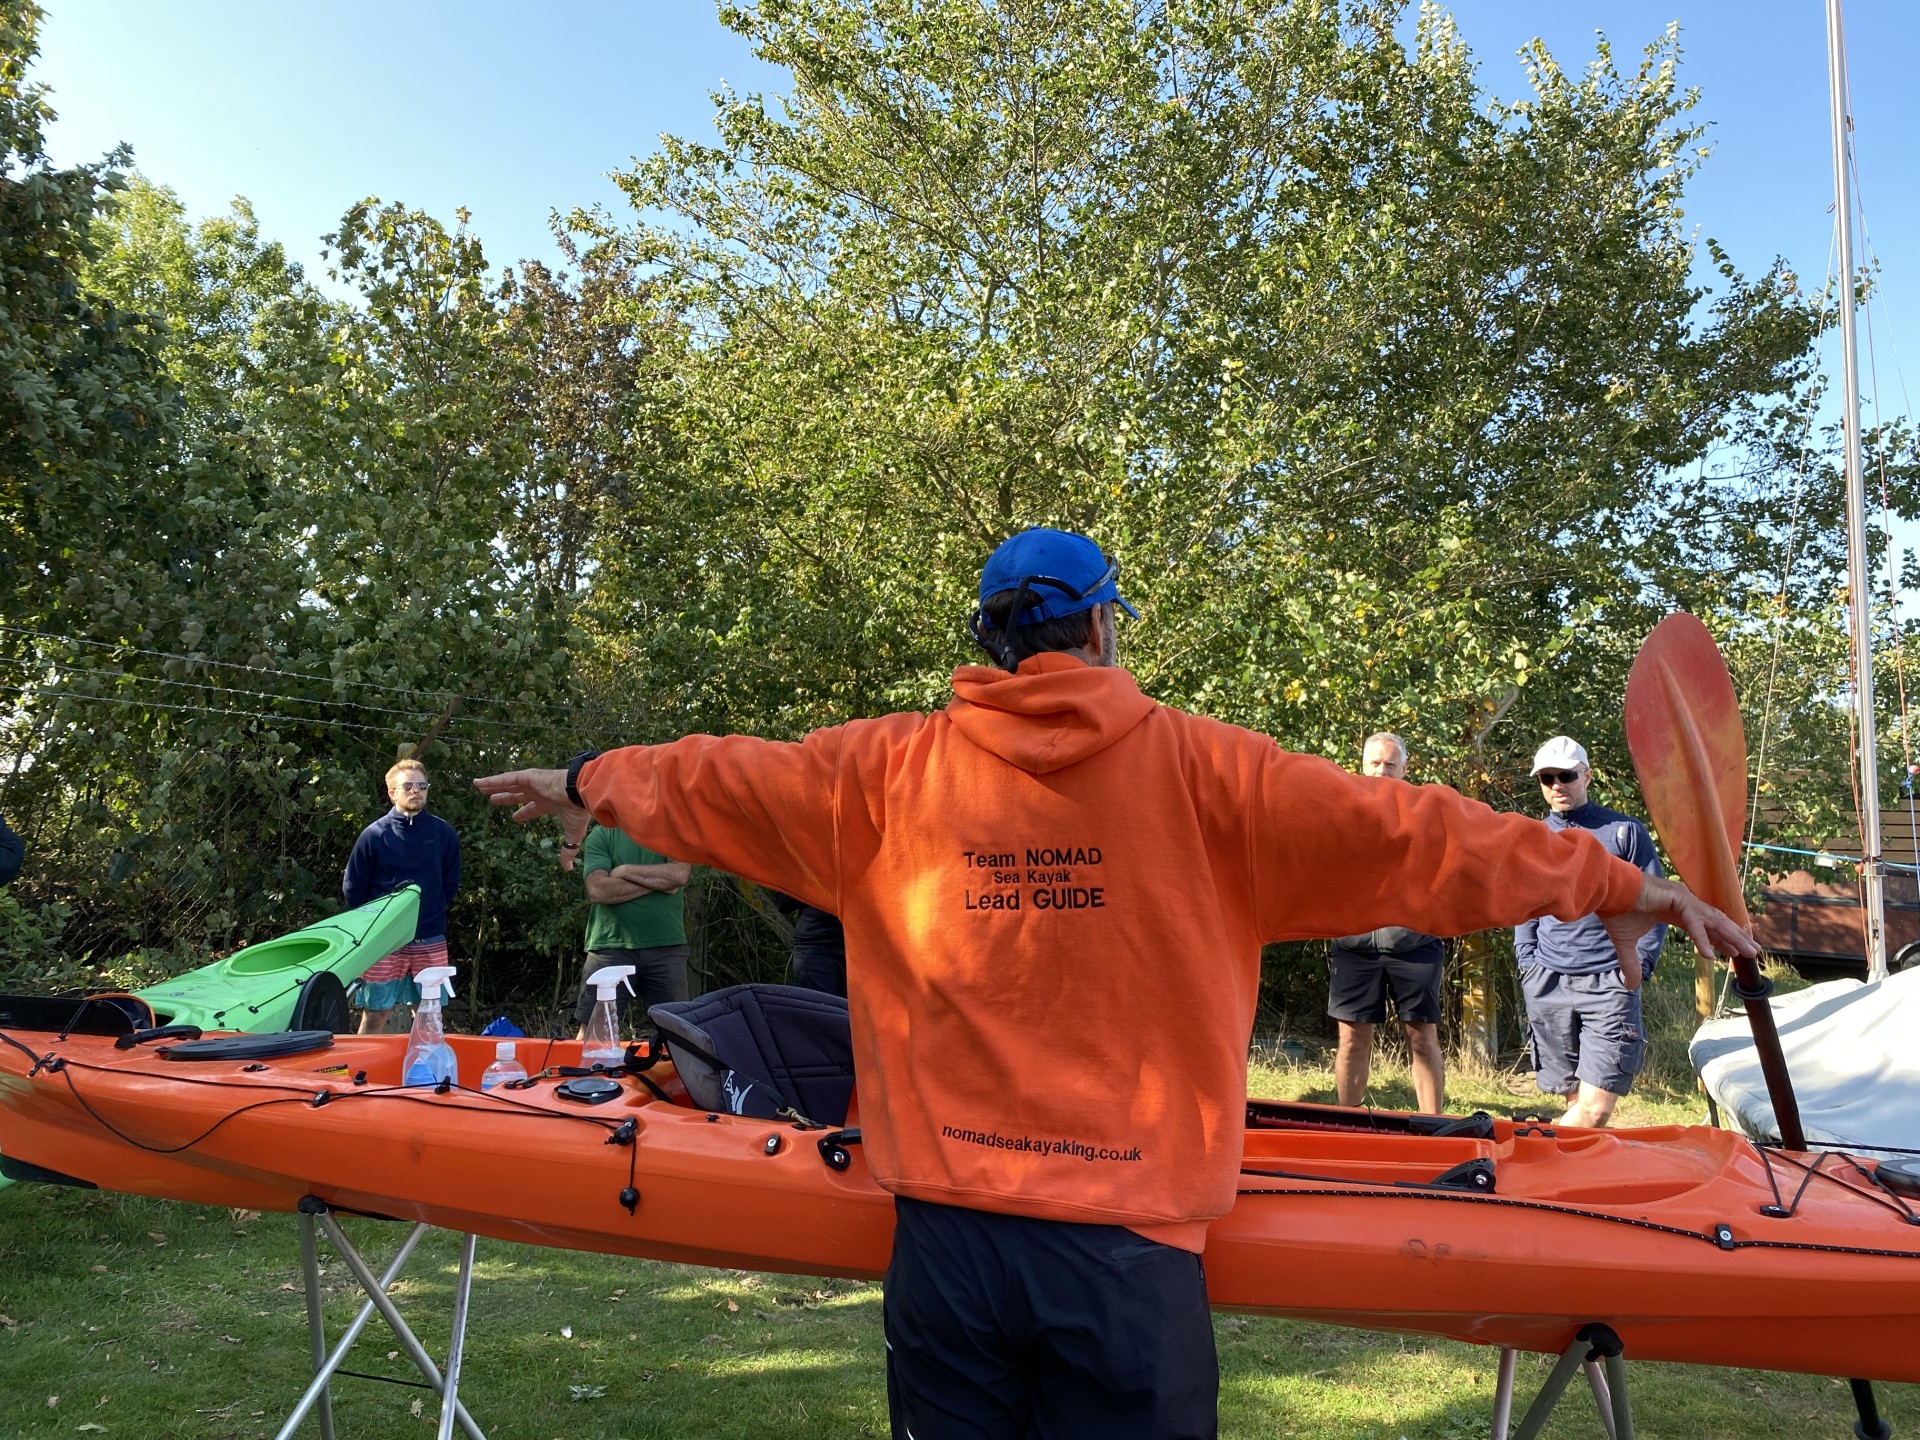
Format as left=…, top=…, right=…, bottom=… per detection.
left=344, top=757, right=462, bottom=1034
left=1514, top=736, right=1666, bottom=1127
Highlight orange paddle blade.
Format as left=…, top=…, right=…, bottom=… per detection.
left=1623, top=613, right=1751, bottom=929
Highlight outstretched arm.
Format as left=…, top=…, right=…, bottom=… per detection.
left=476, top=728, right=859, bottom=910
left=1234, top=744, right=1754, bottom=989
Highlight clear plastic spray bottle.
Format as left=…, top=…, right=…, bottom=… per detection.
left=580, top=963, right=636, bottom=1070
left=402, top=965, right=459, bottom=1087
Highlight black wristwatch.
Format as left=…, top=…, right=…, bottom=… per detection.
left=565, top=749, right=603, bottom=810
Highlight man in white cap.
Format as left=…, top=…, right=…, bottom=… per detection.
left=1515, top=736, right=1667, bottom=1127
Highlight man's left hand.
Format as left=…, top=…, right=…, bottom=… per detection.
left=1601, top=873, right=1757, bottom=990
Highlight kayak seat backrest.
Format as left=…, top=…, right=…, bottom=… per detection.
left=649, top=983, right=854, bottom=1126
left=0, top=993, right=140, bottom=1036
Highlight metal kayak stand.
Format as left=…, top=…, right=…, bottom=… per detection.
left=1491, top=1324, right=1634, bottom=1440
left=1485, top=1323, right=1896, bottom=1439
left=273, top=1196, right=487, bottom=1440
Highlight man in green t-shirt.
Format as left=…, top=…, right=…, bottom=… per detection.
left=563, top=823, right=693, bottom=1031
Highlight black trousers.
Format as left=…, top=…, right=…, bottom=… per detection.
left=885, top=1196, right=1218, bottom=1440
left=790, top=941, right=847, bottom=998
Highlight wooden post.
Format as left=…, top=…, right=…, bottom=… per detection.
left=1457, top=686, right=1518, bottom=1067
left=1456, top=930, right=1498, bottom=1065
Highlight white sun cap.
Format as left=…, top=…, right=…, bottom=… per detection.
left=1530, top=736, right=1589, bottom=775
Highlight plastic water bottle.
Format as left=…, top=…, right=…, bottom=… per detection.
left=402, top=965, right=459, bottom=1087
left=580, top=963, right=636, bottom=1069
left=480, top=1041, right=528, bottom=1091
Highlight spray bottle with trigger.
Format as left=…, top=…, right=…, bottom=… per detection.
left=580, top=963, right=636, bottom=1070
left=403, top=965, right=459, bottom=1087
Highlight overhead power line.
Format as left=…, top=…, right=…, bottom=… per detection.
left=0, top=622, right=589, bottom=718
left=0, top=682, right=535, bottom=752
left=0, top=653, right=575, bottom=738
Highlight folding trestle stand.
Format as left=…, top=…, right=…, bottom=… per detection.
left=1490, top=1324, right=1634, bottom=1440
left=272, top=1196, right=488, bottom=1440
left=1484, top=1324, right=1895, bottom=1440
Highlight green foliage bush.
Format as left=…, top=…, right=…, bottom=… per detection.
left=0, top=0, right=1909, bottom=1021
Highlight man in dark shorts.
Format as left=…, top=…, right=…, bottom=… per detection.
left=1327, top=732, right=1446, bottom=1113
left=1515, top=736, right=1667, bottom=1127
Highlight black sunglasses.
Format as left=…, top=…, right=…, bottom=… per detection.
left=1536, top=769, right=1582, bottom=786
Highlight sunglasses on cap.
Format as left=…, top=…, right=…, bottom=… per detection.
left=969, top=560, right=1124, bottom=639
left=1009, top=561, right=1120, bottom=607
left=1536, top=769, right=1582, bottom=786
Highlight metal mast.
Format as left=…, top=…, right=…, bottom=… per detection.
left=1826, top=0, right=1889, bottom=980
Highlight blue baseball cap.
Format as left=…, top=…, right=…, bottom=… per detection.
left=976, top=528, right=1139, bottom=629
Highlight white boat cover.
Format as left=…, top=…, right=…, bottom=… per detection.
left=1689, top=968, right=1920, bottom=1150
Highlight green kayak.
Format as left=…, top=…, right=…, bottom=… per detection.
left=135, top=885, right=420, bottom=1031
left=0, top=886, right=419, bottom=1190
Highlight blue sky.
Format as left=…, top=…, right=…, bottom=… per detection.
left=28, top=1, right=1920, bottom=440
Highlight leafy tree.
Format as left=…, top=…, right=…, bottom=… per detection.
left=0, top=169, right=603, bottom=993
left=0, top=1, right=171, bottom=631
left=578, top=0, right=1857, bottom=1039
left=590, top=0, right=1821, bottom=788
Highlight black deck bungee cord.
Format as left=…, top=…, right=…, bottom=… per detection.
left=1238, top=1131, right=1920, bottom=1259
left=1236, top=1171, right=1920, bottom=1261
left=1757, top=1144, right=1920, bottom=1224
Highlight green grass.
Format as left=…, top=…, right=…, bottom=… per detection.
left=2, top=957, right=1910, bottom=1438
left=0, top=1187, right=891, bottom=1440
left=1, top=1185, right=1910, bottom=1439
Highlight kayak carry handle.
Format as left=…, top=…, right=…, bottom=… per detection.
left=115, top=1024, right=204, bottom=1050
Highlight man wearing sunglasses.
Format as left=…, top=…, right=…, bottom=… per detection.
left=344, top=756, right=463, bottom=1034
left=476, top=529, right=1753, bottom=1440
left=1515, top=736, right=1665, bottom=1128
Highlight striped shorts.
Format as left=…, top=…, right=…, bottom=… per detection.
left=357, top=937, right=450, bottom=1010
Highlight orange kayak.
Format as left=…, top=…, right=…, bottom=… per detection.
left=1, top=1026, right=1916, bottom=1383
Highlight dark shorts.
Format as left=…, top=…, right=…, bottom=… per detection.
left=571, top=945, right=690, bottom=1024
left=884, top=1196, right=1218, bottom=1440
left=1327, top=952, right=1443, bottom=1025
left=1520, top=966, right=1645, bottom=1096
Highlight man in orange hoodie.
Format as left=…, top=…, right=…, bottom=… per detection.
left=476, top=528, right=1754, bottom=1440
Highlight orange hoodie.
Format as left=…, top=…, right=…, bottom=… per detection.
left=578, top=653, right=1645, bottom=1252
